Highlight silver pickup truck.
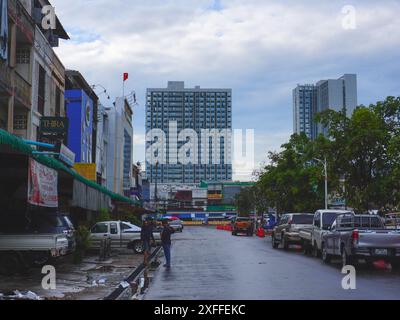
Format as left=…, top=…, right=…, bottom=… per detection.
left=0, top=234, right=69, bottom=273
left=299, top=209, right=353, bottom=257
left=321, top=213, right=400, bottom=268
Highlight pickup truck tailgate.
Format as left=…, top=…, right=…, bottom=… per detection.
left=0, top=234, right=68, bottom=251
left=359, top=230, right=400, bottom=248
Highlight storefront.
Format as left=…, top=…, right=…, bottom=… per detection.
left=0, top=129, right=139, bottom=225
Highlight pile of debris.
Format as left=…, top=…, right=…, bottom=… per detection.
left=0, top=290, right=42, bottom=300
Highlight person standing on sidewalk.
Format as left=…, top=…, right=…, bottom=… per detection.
left=161, top=219, right=175, bottom=268
left=141, top=218, right=155, bottom=265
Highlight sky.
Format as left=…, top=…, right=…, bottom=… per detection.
left=51, top=0, right=400, bottom=181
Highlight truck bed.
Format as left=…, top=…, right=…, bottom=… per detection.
left=0, top=234, right=68, bottom=253
left=358, top=229, right=400, bottom=249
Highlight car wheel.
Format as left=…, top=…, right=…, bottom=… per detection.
left=282, top=235, right=289, bottom=251
left=272, top=234, right=279, bottom=249
left=321, top=243, right=331, bottom=264
left=302, top=240, right=310, bottom=255
left=312, top=243, right=320, bottom=258
left=133, top=241, right=144, bottom=254
left=341, top=248, right=354, bottom=268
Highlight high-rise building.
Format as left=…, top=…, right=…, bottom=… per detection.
left=293, top=84, right=317, bottom=140
left=146, top=81, right=232, bottom=185
left=106, top=97, right=134, bottom=195
left=316, top=74, right=357, bottom=136
left=293, top=74, right=357, bottom=139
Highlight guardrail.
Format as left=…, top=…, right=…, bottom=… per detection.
left=104, top=246, right=162, bottom=300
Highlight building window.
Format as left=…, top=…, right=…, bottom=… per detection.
left=37, top=65, right=46, bottom=115
left=16, top=48, right=30, bottom=64
left=55, top=86, right=61, bottom=116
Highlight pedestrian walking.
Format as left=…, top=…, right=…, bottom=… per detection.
left=141, top=218, right=155, bottom=265
left=161, top=219, right=175, bottom=268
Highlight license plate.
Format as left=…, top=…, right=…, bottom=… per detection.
left=375, top=249, right=388, bottom=256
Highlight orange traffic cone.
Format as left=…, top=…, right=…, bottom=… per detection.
left=257, top=228, right=266, bottom=238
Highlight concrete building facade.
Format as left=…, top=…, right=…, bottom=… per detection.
left=146, top=81, right=233, bottom=185
left=293, top=74, right=358, bottom=139
left=106, top=97, right=134, bottom=195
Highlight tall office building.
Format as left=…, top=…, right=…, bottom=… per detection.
left=316, top=74, right=357, bottom=136
left=293, top=74, right=357, bottom=139
left=146, top=81, right=232, bottom=184
left=293, top=84, right=317, bottom=140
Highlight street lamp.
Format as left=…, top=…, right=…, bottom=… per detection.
left=300, top=153, right=328, bottom=210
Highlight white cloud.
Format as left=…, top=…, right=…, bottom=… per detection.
left=51, top=0, right=400, bottom=179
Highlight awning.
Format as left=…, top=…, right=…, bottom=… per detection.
left=0, top=129, right=140, bottom=206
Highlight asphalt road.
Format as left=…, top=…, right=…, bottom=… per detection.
left=145, top=226, right=400, bottom=300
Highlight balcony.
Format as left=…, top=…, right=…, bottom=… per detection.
left=14, top=72, right=31, bottom=109
left=8, top=0, right=35, bottom=44
left=0, top=62, right=13, bottom=96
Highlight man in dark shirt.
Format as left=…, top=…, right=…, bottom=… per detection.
left=141, top=218, right=155, bottom=264
left=161, top=219, right=175, bottom=268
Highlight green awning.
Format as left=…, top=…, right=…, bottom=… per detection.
left=0, top=129, right=139, bottom=205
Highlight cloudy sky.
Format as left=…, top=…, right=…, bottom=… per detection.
left=52, top=0, right=400, bottom=180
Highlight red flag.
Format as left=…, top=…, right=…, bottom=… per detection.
left=123, top=73, right=129, bottom=81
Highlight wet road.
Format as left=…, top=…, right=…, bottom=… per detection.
left=145, top=226, right=400, bottom=300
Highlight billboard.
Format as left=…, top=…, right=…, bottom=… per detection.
left=74, top=163, right=96, bottom=181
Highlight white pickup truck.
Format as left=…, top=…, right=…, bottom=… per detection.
left=0, top=234, right=69, bottom=274
left=90, top=221, right=162, bottom=254
left=299, top=209, right=354, bottom=257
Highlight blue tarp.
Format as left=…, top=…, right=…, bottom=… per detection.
left=0, top=0, right=8, bottom=61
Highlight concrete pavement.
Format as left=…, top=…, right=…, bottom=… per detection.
left=145, top=226, right=400, bottom=300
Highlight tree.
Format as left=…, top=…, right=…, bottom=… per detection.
left=257, top=133, right=326, bottom=214
left=234, top=187, right=255, bottom=217
left=316, top=96, right=400, bottom=212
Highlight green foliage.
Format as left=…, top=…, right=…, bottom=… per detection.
left=255, top=96, right=400, bottom=214
left=234, top=187, right=255, bottom=216
left=73, top=226, right=92, bottom=264
left=316, top=97, right=400, bottom=212
left=257, top=133, right=325, bottom=214
left=96, top=208, right=112, bottom=223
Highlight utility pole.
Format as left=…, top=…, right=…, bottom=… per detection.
left=154, top=161, right=159, bottom=212
left=324, top=157, right=328, bottom=210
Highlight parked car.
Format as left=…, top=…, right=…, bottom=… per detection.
left=0, top=214, right=69, bottom=273
left=271, top=213, right=314, bottom=250
left=321, top=213, right=400, bottom=268
left=232, top=217, right=254, bottom=236
left=299, top=209, right=354, bottom=257
left=169, top=219, right=184, bottom=232
left=89, top=221, right=161, bottom=254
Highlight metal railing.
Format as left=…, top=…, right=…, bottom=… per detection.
left=14, top=72, right=31, bottom=107
left=0, top=62, right=13, bottom=94
left=8, top=0, right=35, bottom=44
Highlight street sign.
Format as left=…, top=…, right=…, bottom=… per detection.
left=58, top=144, right=75, bottom=167
left=39, top=117, right=69, bottom=134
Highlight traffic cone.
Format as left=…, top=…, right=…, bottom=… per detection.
left=257, top=228, right=266, bottom=238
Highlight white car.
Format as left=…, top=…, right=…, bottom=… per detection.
left=90, top=221, right=161, bottom=254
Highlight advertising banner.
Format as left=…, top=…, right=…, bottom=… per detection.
left=28, top=159, right=58, bottom=207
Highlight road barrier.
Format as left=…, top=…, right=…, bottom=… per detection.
left=104, top=246, right=162, bottom=300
